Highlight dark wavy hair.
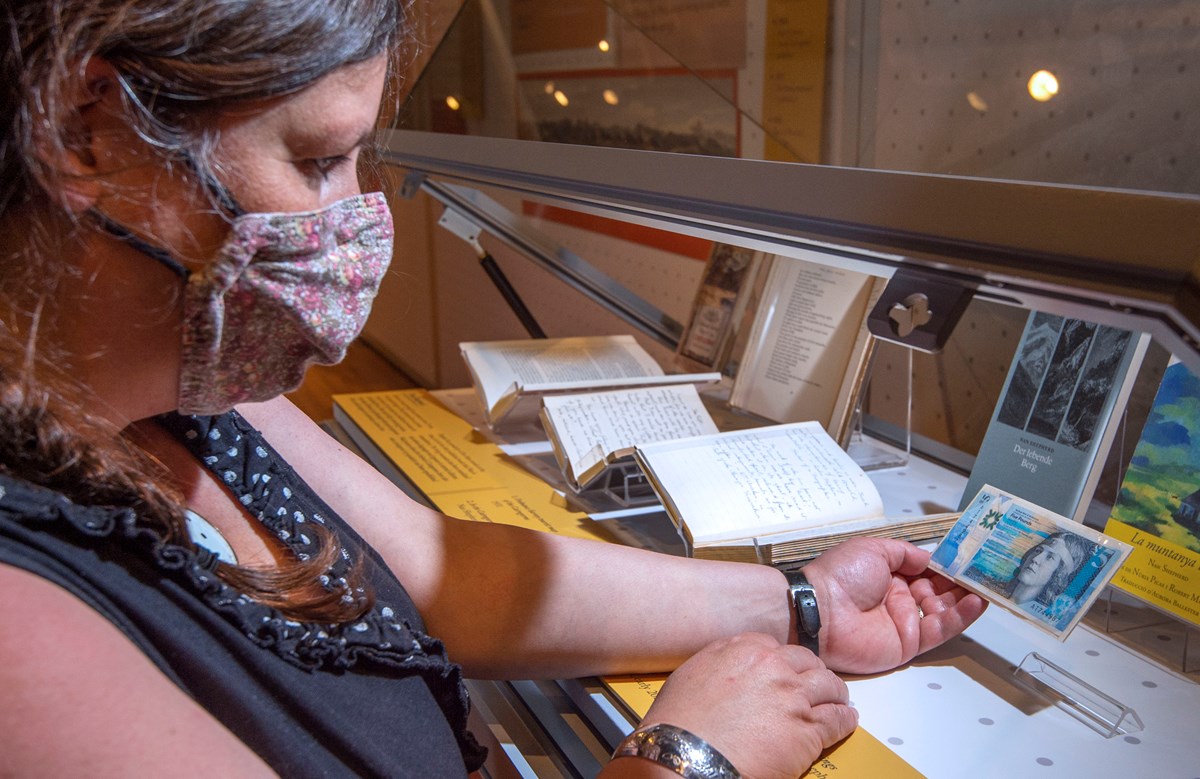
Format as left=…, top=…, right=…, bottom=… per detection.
left=0, top=0, right=406, bottom=623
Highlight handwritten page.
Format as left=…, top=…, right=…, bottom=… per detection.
left=542, top=384, right=720, bottom=486
left=637, top=422, right=883, bottom=545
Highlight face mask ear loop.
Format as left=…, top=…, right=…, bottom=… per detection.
left=89, top=209, right=190, bottom=279
left=179, top=153, right=245, bottom=219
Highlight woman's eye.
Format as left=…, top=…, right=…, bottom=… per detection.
left=305, top=154, right=352, bottom=179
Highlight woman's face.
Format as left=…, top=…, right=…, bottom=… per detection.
left=93, top=53, right=390, bottom=271
left=211, top=53, right=389, bottom=215
left=1016, top=537, right=1070, bottom=590
left=63, top=53, right=390, bottom=422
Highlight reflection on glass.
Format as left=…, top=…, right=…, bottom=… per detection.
left=1027, top=70, right=1060, bottom=102
left=397, top=0, right=1200, bottom=195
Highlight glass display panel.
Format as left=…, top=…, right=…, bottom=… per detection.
left=396, top=0, right=1200, bottom=195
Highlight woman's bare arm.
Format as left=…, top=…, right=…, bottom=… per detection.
left=239, top=397, right=794, bottom=680
left=0, top=564, right=276, bottom=778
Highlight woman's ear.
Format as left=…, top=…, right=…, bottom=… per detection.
left=37, top=57, right=127, bottom=213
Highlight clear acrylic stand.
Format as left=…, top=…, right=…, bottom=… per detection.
left=588, top=461, right=659, bottom=508
left=1012, top=652, right=1144, bottom=738
left=848, top=346, right=912, bottom=471
left=1085, top=588, right=1200, bottom=677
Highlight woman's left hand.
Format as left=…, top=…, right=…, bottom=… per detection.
left=801, top=537, right=987, bottom=674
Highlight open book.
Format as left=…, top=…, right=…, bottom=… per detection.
left=540, top=383, right=720, bottom=493
left=461, top=335, right=721, bottom=428
left=634, top=421, right=959, bottom=564
left=728, top=254, right=885, bottom=444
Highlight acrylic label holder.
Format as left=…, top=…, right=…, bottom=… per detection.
left=1012, top=651, right=1144, bottom=738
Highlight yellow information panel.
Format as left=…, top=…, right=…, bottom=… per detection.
left=763, top=0, right=829, bottom=164
left=335, top=388, right=923, bottom=777
left=333, top=389, right=613, bottom=542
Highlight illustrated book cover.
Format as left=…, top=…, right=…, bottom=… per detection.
left=959, top=312, right=1149, bottom=521
left=1103, top=357, right=1200, bottom=628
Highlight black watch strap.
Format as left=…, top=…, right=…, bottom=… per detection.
left=784, top=570, right=821, bottom=655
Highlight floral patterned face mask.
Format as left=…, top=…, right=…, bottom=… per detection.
left=95, top=192, right=394, bottom=414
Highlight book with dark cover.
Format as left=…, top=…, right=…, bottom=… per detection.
left=960, top=312, right=1149, bottom=521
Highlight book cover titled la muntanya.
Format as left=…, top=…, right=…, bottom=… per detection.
left=1104, top=358, right=1200, bottom=627
left=960, top=313, right=1147, bottom=521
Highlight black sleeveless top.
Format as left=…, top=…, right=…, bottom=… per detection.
left=0, top=411, right=486, bottom=778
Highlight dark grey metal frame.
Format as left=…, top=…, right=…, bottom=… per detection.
left=382, top=129, right=1200, bottom=373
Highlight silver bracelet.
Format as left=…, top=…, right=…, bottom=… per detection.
left=612, top=723, right=741, bottom=779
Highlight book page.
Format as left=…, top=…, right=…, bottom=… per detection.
left=461, top=335, right=665, bottom=414
left=730, top=255, right=876, bottom=430
left=542, top=384, right=720, bottom=486
left=637, top=422, right=883, bottom=545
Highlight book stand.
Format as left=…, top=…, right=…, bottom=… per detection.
left=848, top=346, right=911, bottom=471
left=585, top=461, right=658, bottom=508
left=1012, top=652, right=1144, bottom=738
left=1084, top=588, right=1200, bottom=676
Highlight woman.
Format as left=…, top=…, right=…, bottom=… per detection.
left=0, top=2, right=985, bottom=777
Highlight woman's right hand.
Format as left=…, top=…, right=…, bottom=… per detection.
left=615, top=632, right=858, bottom=779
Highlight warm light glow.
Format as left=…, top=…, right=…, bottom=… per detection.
left=966, top=91, right=989, bottom=112
left=602, top=89, right=619, bottom=105
left=444, top=95, right=461, bottom=111
left=553, top=89, right=569, bottom=107
left=1028, top=69, right=1060, bottom=102
left=543, top=81, right=555, bottom=95
left=598, top=39, right=611, bottom=52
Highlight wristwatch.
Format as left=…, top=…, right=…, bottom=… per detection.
left=784, top=570, right=821, bottom=655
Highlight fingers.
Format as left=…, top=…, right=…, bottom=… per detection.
left=795, top=663, right=851, bottom=708
left=809, top=699, right=860, bottom=751
left=792, top=661, right=858, bottom=753
left=871, top=538, right=932, bottom=577
left=917, top=591, right=988, bottom=654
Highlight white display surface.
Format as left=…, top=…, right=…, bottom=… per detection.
left=850, top=602, right=1198, bottom=777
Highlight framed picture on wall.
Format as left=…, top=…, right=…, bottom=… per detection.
left=516, top=69, right=739, bottom=157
